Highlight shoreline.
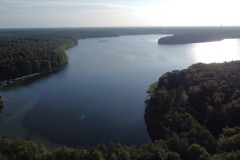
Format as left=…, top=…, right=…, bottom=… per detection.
left=158, top=34, right=224, bottom=44
left=0, top=39, right=78, bottom=87
left=2, top=26, right=240, bottom=85
left=0, top=64, right=69, bottom=88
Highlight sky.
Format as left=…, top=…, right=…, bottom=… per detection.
left=0, top=0, right=240, bottom=28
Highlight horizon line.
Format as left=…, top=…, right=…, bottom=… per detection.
left=1, top=25, right=240, bottom=30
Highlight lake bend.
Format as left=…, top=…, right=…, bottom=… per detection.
left=0, top=34, right=240, bottom=148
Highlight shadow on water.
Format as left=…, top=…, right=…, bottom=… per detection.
left=0, top=65, right=68, bottom=92
left=23, top=104, right=148, bottom=147
left=0, top=96, right=4, bottom=113
left=2, top=34, right=197, bottom=148
left=0, top=65, right=70, bottom=149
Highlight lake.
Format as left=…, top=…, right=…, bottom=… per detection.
left=0, top=35, right=240, bottom=148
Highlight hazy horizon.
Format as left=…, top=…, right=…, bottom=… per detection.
left=1, top=0, right=240, bottom=28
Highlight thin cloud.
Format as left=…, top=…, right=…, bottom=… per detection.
left=1, top=0, right=239, bottom=28
left=0, top=0, right=136, bottom=12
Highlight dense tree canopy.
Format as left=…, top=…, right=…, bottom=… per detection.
left=0, top=135, right=187, bottom=160
left=145, top=61, right=240, bottom=159
left=0, top=36, right=77, bottom=80
left=158, top=32, right=223, bottom=44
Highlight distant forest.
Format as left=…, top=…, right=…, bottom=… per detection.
left=0, top=27, right=165, bottom=80
left=2, top=27, right=240, bottom=80
left=158, top=27, right=240, bottom=44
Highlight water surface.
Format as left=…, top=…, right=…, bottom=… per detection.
left=0, top=35, right=240, bottom=148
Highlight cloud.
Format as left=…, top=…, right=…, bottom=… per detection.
left=1, top=0, right=240, bottom=28
left=0, top=0, right=137, bottom=13
left=0, top=0, right=147, bottom=27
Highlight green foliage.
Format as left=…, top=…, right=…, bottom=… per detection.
left=0, top=136, right=47, bottom=160
left=158, top=31, right=224, bottom=44
left=187, top=143, right=210, bottom=160
left=218, top=127, right=240, bottom=152
left=145, top=61, right=240, bottom=158
left=51, top=147, right=82, bottom=160
left=166, top=152, right=181, bottom=160
left=210, top=151, right=240, bottom=160
left=222, top=99, right=240, bottom=126
left=0, top=36, right=77, bottom=80
left=89, top=149, right=105, bottom=160
left=165, top=134, right=189, bottom=157
left=135, top=141, right=169, bottom=160
left=221, top=126, right=240, bottom=137
left=0, top=135, right=181, bottom=160
left=147, top=81, right=158, bottom=94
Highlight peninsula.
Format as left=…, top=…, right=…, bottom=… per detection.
left=145, top=61, right=240, bottom=159
left=158, top=32, right=224, bottom=44
left=158, top=27, right=240, bottom=44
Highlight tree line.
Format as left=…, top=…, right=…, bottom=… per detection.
left=1, top=128, right=240, bottom=160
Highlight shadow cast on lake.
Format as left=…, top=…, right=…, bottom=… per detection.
left=0, top=65, right=69, bottom=92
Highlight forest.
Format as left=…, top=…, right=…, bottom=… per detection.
left=0, top=29, right=82, bottom=81
left=1, top=132, right=239, bottom=160
left=145, top=61, right=240, bottom=160
left=0, top=37, right=77, bottom=80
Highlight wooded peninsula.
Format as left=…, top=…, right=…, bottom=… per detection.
left=158, top=27, right=240, bottom=44
left=145, top=61, right=240, bottom=160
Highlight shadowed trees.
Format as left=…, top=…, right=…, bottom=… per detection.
left=145, top=61, right=240, bottom=159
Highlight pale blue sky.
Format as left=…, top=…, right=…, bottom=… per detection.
left=0, top=0, right=239, bottom=28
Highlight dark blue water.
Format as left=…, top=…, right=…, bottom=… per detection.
left=0, top=35, right=240, bottom=148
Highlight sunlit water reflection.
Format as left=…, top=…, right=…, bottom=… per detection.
left=191, top=39, right=240, bottom=63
